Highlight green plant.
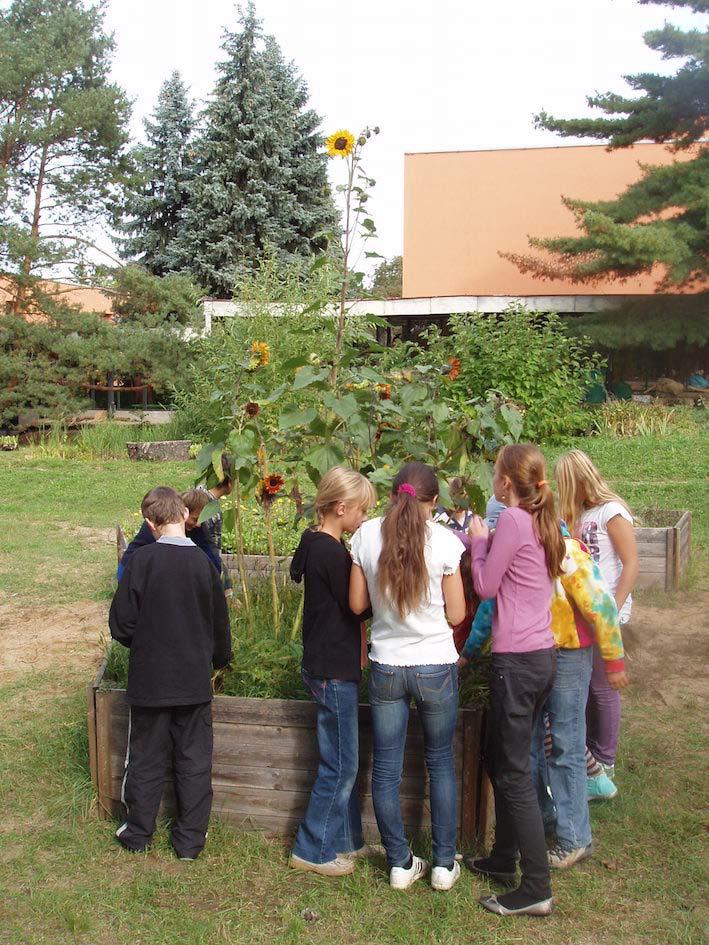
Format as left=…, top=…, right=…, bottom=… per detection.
left=590, top=401, right=694, bottom=437
left=0, top=434, right=18, bottom=450
left=420, top=305, right=603, bottom=442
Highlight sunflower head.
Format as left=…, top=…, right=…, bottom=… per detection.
left=376, top=383, right=392, bottom=400
left=249, top=340, right=270, bottom=369
left=326, top=129, right=355, bottom=159
left=244, top=401, right=260, bottom=417
left=260, top=473, right=285, bottom=497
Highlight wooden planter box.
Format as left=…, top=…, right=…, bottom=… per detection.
left=87, top=660, right=493, bottom=846
left=222, top=552, right=293, bottom=584
left=635, top=510, right=692, bottom=592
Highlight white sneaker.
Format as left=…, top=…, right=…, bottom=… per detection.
left=390, top=854, right=429, bottom=890
left=431, top=860, right=461, bottom=891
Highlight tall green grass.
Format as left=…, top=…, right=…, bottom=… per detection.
left=28, top=420, right=191, bottom=460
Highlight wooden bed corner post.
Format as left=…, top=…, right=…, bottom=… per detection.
left=460, top=709, right=482, bottom=846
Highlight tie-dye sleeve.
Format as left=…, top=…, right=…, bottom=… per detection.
left=560, top=541, right=625, bottom=672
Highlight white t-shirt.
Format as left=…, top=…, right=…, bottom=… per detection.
left=350, top=517, right=464, bottom=666
left=577, top=501, right=633, bottom=624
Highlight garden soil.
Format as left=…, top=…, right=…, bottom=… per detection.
left=0, top=590, right=707, bottom=704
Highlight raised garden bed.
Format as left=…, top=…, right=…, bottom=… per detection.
left=87, top=659, right=493, bottom=845
left=125, top=440, right=191, bottom=461
left=635, top=510, right=692, bottom=592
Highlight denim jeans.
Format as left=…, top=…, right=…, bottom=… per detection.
left=587, top=642, right=622, bottom=766
left=485, top=648, right=556, bottom=901
left=531, top=647, right=593, bottom=852
left=369, top=662, right=459, bottom=869
left=292, top=671, right=363, bottom=864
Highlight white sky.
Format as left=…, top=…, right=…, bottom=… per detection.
left=102, top=0, right=702, bottom=266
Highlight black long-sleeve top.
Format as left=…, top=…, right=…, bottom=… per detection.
left=109, top=537, right=232, bottom=707
left=290, top=528, right=364, bottom=682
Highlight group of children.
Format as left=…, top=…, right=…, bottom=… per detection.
left=109, top=444, right=637, bottom=918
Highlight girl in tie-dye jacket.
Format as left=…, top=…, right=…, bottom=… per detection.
left=458, top=525, right=624, bottom=670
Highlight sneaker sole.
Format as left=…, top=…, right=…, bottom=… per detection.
left=431, top=874, right=460, bottom=891
left=588, top=789, right=618, bottom=802
left=289, top=855, right=355, bottom=877
left=390, top=862, right=429, bottom=890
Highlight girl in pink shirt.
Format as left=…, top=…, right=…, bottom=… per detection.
left=466, top=444, right=565, bottom=918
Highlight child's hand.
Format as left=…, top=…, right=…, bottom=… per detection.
left=606, top=669, right=629, bottom=690
left=468, top=515, right=489, bottom=542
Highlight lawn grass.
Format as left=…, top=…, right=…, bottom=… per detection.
left=0, top=426, right=707, bottom=944
left=0, top=667, right=705, bottom=945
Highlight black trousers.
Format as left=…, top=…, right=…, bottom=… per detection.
left=484, top=648, right=556, bottom=900
left=116, top=702, right=213, bottom=858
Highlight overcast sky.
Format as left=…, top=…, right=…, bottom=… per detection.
left=103, top=0, right=701, bottom=265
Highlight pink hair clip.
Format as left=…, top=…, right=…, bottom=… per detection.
left=398, top=483, right=417, bottom=498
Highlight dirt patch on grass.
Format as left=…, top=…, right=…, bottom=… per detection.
left=624, top=591, right=709, bottom=706
left=51, top=521, right=116, bottom=550
left=0, top=596, right=107, bottom=679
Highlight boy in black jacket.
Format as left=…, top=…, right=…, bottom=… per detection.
left=109, top=486, right=232, bottom=859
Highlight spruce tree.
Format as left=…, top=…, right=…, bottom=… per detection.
left=504, top=0, right=708, bottom=289
left=177, top=3, right=336, bottom=297
left=118, top=71, right=195, bottom=276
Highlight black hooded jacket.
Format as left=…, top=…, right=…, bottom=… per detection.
left=291, top=528, right=363, bottom=682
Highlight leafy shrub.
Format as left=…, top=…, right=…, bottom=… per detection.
left=418, top=305, right=603, bottom=443
left=591, top=401, right=695, bottom=437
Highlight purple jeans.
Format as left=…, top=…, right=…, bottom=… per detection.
left=586, top=643, right=621, bottom=766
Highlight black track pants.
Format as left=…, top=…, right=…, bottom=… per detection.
left=116, top=702, right=213, bottom=858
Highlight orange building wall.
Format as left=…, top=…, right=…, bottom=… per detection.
left=402, top=143, right=692, bottom=298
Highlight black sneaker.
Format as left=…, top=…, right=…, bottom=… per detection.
left=463, top=854, right=517, bottom=885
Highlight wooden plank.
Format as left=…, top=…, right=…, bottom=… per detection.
left=637, top=557, right=667, bottom=574
left=635, top=541, right=667, bottom=558
left=665, top=526, right=676, bottom=592
left=634, top=527, right=670, bottom=542
left=86, top=684, right=98, bottom=793
left=460, top=711, right=482, bottom=845
left=95, top=691, right=117, bottom=820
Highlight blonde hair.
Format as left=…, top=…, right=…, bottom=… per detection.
left=314, top=466, right=377, bottom=522
left=496, top=444, right=566, bottom=578
left=554, top=449, right=632, bottom=534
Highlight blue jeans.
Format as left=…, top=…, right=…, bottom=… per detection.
left=369, top=662, right=459, bottom=869
left=292, top=671, right=363, bottom=864
left=531, top=647, right=593, bottom=851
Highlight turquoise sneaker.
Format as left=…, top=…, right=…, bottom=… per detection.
left=587, top=772, right=618, bottom=801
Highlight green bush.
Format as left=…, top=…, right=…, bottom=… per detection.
left=419, top=305, right=603, bottom=443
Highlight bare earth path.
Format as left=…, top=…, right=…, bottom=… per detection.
left=1, top=589, right=706, bottom=706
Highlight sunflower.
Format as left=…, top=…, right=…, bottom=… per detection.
left=376, top=383, right=392, bottom=400
left=260, top=473, right=285, bottom=497
left=447, top=357, right=461, bottom=381
left=326, top=129, right=355, bottom=159
left=250, top=340, right=270, bottom=367
left=244, top=401, right=260, bottom=417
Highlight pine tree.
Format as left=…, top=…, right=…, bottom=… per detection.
left=504, top=0, right=708, bottom=289
left=118, top=71, right=195, bottom=276
left=0, top=0, right=131, bottom=310
left=177, top=3, right=336, bottom=297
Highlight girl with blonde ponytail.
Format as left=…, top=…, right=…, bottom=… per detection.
left=555, top=449, right=638, bottom=800
left=465, top=443, right=559, bottom=917
left=349, top=462, right=466, bottom=893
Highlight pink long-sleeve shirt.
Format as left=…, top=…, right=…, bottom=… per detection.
left=471, top=506, right=555, bottom=654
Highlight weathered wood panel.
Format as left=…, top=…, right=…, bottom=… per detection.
left=90, top=676, right=487, bottom=845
